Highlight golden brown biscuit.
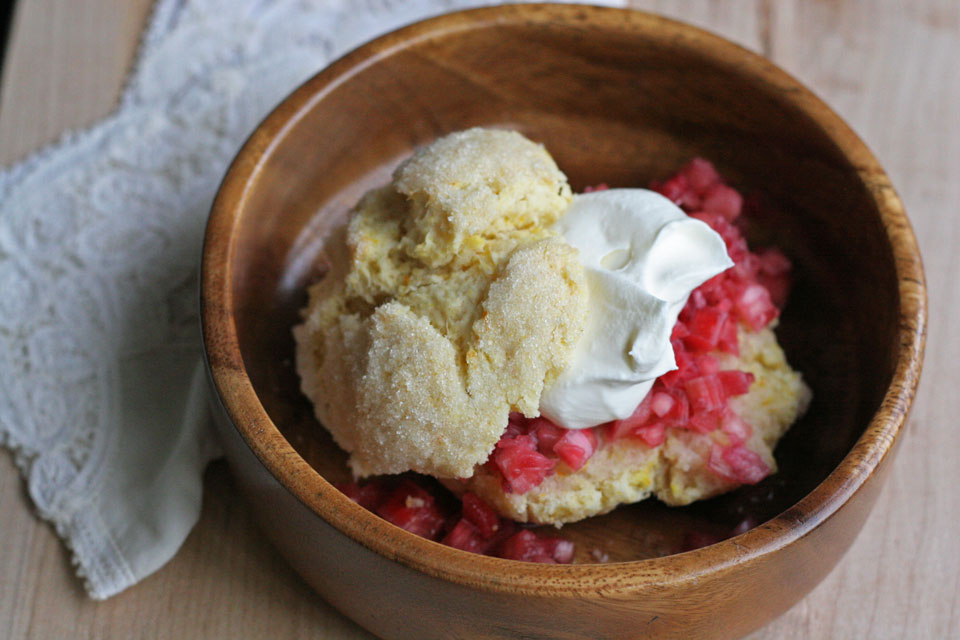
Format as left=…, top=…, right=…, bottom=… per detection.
left=294, top=128, right=587, bottom=478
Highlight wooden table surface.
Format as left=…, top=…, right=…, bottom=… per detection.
left=1, top=0, right=956, bottom=638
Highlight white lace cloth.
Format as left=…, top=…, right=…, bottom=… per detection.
left=0, top=0, right=624, bottom=600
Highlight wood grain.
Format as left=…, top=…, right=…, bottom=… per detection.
left=0, top=0, right=955, bottom=638
left=745, top=1, right=959, bottom=637
left=0, top=0, right=154, bottom=165
left=204, top=4, right=921, bottom=640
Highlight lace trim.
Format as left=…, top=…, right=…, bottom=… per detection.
left=0, top=0, right=624, bottom=599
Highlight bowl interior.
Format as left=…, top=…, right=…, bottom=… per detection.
left=226, top=11, right=899, bottom=562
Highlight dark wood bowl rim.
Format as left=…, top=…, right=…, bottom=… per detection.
left=201, top=3, right=926, bottom=596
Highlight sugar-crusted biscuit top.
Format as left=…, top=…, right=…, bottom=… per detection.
left=294, top=128, right=586, bottom=479
left=393, top=128, right=573, bottom=267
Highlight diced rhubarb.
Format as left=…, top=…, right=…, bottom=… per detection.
left=529, top=418, right=565, bottom=454
left=758, top=272, right=792, bottom=309
left=375, top=480, right=446, bottom=540
left=631, top=421, right=667, bottom=447
left=336, top=472, right=575, bottom=562
left=492, top=436, right=555, bottom=494
left=730, top=282, right=779, bottom=331
left=687, top=409, right=722, bottom=434
left=553, top=428, right=599, bottom=471
left=496, top=530, right=551, bottom=562
left=731, top=253, right=759, bottom=281
left=504, top=412, right=528, bottom=438
left=698, top=273, right=728, bottom=306
left=689, top=210, right=729, bottom=235
left=693, top=211, right=750, bottom=263
left=718, top=370, right=754, bottom=397
left=680, top=158, right=720, bottom=192
left=658, top=369, right=681, bottom=389
left=685, top=374, right=727, bottom=414
left=661, top=386, right=690, bottom=425
left=496, top=434, right=536, bottom=451
left=708, top=444, right=770, bottom=484
left=461, top=492, right=501, bottom=538
left=488, top=518, right=518, bottom=549
left=612, top=392, right=653, bottom=433
left=695, top=354, right=720, bottom=376
left=689, top=289, right=708, bottom=311
left=496, top=530, right=573, bottom=564
left=604, top=392, right=667, bottom=447
left=441, top=518, right=489, bottom=553
left=336, top=481, right=389, bottom=511
left=539, top=537, right=576, bottom=564
left=671, top=320, right=690, bottom=340
left=719, top=410, right=753, bottom=446
left=707, top=444, right=737, bottom=481
left=604, top=418, right=635, bottom=442
left=684, top=306, right=729, bottom=352
left=653, top=174, right=700, bottom=210
left=722, top=444, right=770, bottom=484
left=651, top=392, right=675, bottom=418
left=660, top=339, right=696, bottom=387
left=674, top=339, right=697, bottom=377
left=716, top=316, right=740, bottom=355
left=701, top=183, right=743, bottom=221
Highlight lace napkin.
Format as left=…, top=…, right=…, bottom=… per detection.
left=0, top=0, right=624, bottom=600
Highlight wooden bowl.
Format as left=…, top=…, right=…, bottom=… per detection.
left=201, top=5, right=925, bottom=639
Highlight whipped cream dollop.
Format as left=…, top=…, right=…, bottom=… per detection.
left=539, top=189, right=734, bottom=429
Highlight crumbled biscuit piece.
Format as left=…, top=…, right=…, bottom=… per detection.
left=393, top=128, right=572, bottom=267
left=294, top=128, right=586, bottom=479
left=468, top=238, right=587, bottom=417
left=348, top=301, right=507, bottom=478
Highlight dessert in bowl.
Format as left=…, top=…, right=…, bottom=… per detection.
left=201, top=5, right=925, bottom=639
left=293, top=127, right=811, bottom=545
